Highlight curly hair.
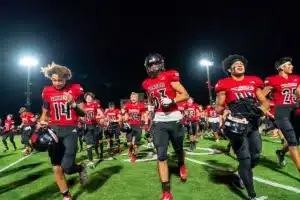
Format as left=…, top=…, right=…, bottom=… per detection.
left=222, top=54, right=248, bottom=74
left=41, top=62, right=72, bottom=80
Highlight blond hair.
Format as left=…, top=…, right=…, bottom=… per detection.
left=41, top=62, right=72, bottom=80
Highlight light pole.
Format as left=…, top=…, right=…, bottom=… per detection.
left=20, top=57, right=38, bottom=110
left=200, top=59, right=214, bottom=105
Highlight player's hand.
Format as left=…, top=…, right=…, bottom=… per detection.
left=38, top=121, right=48, bottom=129
left=144, top=124, right=149, bottom=131
left=161, top=98, right=175, bottom=107
left=63, top=92, right=75, bottom=104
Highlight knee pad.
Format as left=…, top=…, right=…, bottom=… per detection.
left=251, top=156, right=260, bottom=168
left=238, top=157, right=252, bottom=170
left=276, top=118, right=298, bottom=146
left=156, top=146, right=168, bottom=161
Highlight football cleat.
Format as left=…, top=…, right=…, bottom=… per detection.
left=276, top=150, right=286, bottom=167
left=131, top=155, right=136, bottom=163
left=180, top=165, right=187, bottom=182
left=161, top=191, right=173, bottom=200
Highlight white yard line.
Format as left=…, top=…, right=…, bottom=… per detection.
left=186, top=157, right=300, bottom=194
left=0, top=154, right=32, bottom=173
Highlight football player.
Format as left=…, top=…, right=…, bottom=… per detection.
left=215, top=54, right=269, bottom=200
left=40, top=62, right=88, bottom=200
left=264, top=57, right=300, bottom=171
left=104, top=102, right=122, bottom=153
left=185, top=97, right=200, bottom=150
left=18, top=107, right=35, bottom=155
left=124, top=92, right=147, bottom=162
left=82, top=92, right=104, bottom=167
left=142, top=53, right=189, bottom=200
left=198, top=105, right=207, bottom=138
left=2, top=114, right=17, bottom=152
left=206, top=103, right=222, bottom=142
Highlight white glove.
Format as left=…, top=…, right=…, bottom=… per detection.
left=161, top=97, right=175, bottom=107
left=123, top=122, right=131, bottom=129
left=24, top=126, right=31, bottom=131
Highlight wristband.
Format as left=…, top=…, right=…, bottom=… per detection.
left=71, top=102, right=77, bottom=108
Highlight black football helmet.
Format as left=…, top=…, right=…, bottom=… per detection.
left=144, top=53, right=165, bottom=77
left=222, top=54, right=248, bottom=75
left=31, top=129, right=58, bottom=152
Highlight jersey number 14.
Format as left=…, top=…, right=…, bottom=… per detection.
left=54, top=102, right=72, bottom=120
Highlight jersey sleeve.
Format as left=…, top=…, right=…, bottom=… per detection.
left=124, top=103, right=129, bottom=112
left=215, top=79, right=227, bottom=93
left=71, top=84, right=84, bottom=103
left=264, top=76, right=273, bottom=87
left=140, top=103, right=146, bottom=112
left=253, top=76, right=264, bottom=89
left=167, top=70, right=180, bottom=82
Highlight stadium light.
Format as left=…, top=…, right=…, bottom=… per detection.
left=20, top=56, right=38, bottom=67
left=199, top=59, right=213, bottom=67
left=199, top=59, right=214, bottom=104
left=19, top=56, right=38, bottom=110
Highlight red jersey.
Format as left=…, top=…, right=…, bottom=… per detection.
left=4, top=119, right=14, bottom=132
left=215, top=76, right=264, bottom=104
left=105, top=108, right=120, bottom=122
left=268, top=101, right=275, bottom=116
left=42, top=84, right=84, bottom=126
left=185, top=103, right=200, bottom=121
left=264, top=75, right=300, bottom=106
left=124, top=102, right=146, bottom=125
left=142, top=70, right=179, bottom=113
left=20, top=112, right=34, bottom=126
left=206, top=107, right=218, bottom=118
left=177, top=101, right=187, bottom=112
left=200, top=109, right=207, bottom=119
left=83, top=101, right=100, bottom=125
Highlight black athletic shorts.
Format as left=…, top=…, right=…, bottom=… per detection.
left=85, top=124, right=97, bottom=145
left=151, top=121, right=184, bottom=148
left=48, top=125, right=78, bottom=167
left=126, top=125, right=142, bottom=145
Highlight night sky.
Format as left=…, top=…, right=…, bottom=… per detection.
left=0, top=1, right=299, bottom=122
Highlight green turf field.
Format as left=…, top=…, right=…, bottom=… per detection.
left=0, top=135, right=299, bottom=200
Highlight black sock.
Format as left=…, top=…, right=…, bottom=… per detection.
left=161, top=181, right=170, bottom=192
left=117, top=139, right=120, bottom=146
left=79, top=139, right=83, bottom=150
left=62, top=189, right=71, bottom=197
left=3, top=140, right=8, bottom=149
left=100, top=143, right=103, bottom=155
left=87, top=148, right=93, bottom=161
left=12, top=141, right=17, bottom=150
left=95, top=144, right=99, bottom=156
left=238, top=159, right=256, bottom=198
left=110, top=140, right=113, bottom=148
